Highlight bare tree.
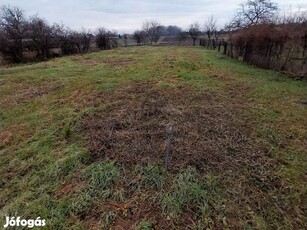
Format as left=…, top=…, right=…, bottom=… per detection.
left=133, top=30, right=146, bottom=46
left=177, top=31, right=188, bottom=46
left=28, top=16, right=54, bottom=60
left=96, top=28, right=109, bottom=50
left=53, top=26, right=75, bottom=55
left=95, top=28, right=117, bottom=50
left=123, top=34, right=128, bottom=47
left=275, top=6, right=307, bottom=24
left=0, top=5, right=26, bottom=62
left=142, top=20, right=161, bottom=43
left=166, top=25, right=182, bottom=36
left=188, top=22, right=201, bottom=46
left=229, top=0, right=278, bottom=29
left=75, top=29, right=93, bottom=53
left=204, top=16, right=217, bottom=48
left=52, top=26, right=91, bottom=55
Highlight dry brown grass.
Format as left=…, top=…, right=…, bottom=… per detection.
left=80, top=80, right=294, bottom=228
left=0, top=79, right=63, bottom=107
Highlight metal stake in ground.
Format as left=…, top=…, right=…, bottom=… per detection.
left=165, top=126, right=173, bottom=172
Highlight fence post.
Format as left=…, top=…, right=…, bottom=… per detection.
left=165, top=126, right=173, bottom=172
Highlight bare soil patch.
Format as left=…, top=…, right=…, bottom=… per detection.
left=55, top=181, right=86, bottom=199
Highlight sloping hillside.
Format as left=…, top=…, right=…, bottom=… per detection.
left=0, top=46, right=306, bottom=229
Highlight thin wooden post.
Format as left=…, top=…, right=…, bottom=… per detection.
left=165, top=127, right=173, bottom=171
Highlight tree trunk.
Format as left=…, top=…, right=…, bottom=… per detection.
left=302, top=32, right=307, bottom=78
left=266, top=42, right=273, bottom=68
left=223, top=42, right=227, bottom=55
left=243, top=42, right=249, bottom=62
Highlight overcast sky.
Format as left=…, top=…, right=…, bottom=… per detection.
left=1, top=0, right=306, bottom=33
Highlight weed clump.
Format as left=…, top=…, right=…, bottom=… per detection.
left=138, top=165, right=166, bottom=190
left=69, top=162, right=120, bottom=216
left=85, top=162, right=120, bottom=199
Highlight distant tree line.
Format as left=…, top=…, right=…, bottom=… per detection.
left=0, top=4, right=227, bottom=65
left=0, top=5, right=226, bottom=64
left=133, top=21, right=185, bottom=45
left=1, top=0, right=306, bottom=77
left=132, top=19, right=225, bottom=47
left=0, top=5, right=118, bottom=63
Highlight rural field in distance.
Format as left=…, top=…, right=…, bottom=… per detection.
left=0, top=46, right=306, bottom=229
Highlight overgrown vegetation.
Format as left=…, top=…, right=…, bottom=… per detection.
left=0, top=46, right=306, bottom=229
left=224, top=0, right=307, bottom=78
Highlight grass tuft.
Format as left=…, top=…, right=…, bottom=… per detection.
left=85, top=162, right=120, bottom=199
left=138, top=165, right=166, bottom=190
left=161, top=167, right=219, bottom=219
left=135, top=220, right=154, bottom=230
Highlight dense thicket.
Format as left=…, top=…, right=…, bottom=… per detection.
left=213, top=0, right=307, bottom=78
left=228, top=23, right=307, bottom=77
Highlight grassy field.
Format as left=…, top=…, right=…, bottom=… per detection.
left=0, top=46, right=306, bottom=229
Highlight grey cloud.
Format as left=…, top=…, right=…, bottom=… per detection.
left=1, top=0, right=306, bottom=33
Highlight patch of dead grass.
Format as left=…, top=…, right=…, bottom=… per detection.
left=75, top=56, right=137, bottom=68
left=0, top=123, right=32, bottom=149
left=0, top=79, right=64, bottom=107
left=83, top=81, right=256, bottom=173
left=55, top=181, right=86, bottom=199
left=79, top=80, right=300, bottom=228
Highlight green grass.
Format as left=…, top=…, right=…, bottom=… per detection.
left=138, top=165, right=166, bottom=190
left=0, top=46, right=306, bottom=229
left=135, top=220, right=154, bottom=230
left=161, top=167, right=219, bottom=219
left=85, top=162, right=119, bottom=199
